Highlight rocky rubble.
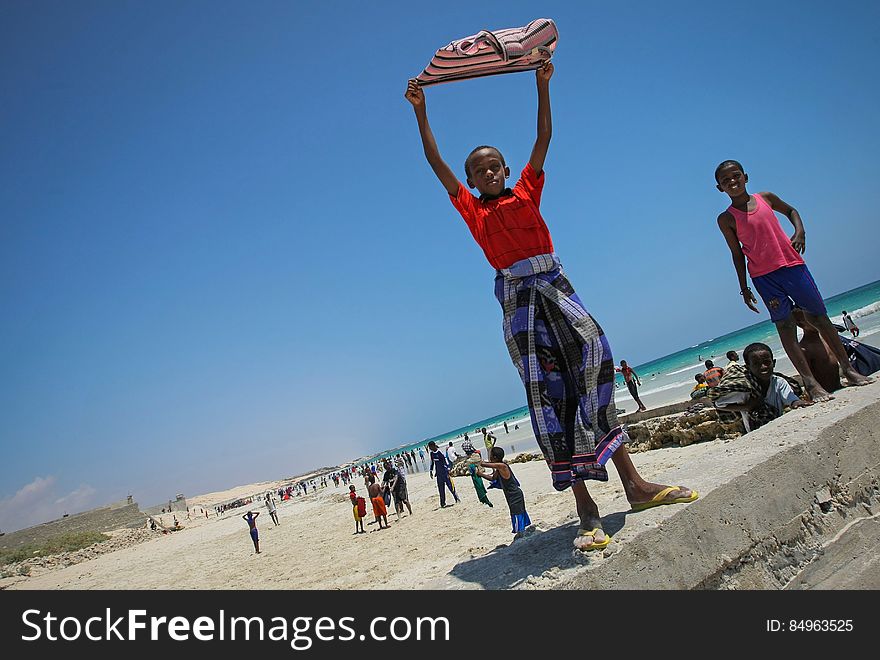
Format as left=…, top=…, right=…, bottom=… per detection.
left=626, top=403, right=745, bottom=452
left=0, top=526, right=162, bottom=588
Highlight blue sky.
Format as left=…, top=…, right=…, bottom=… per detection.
left=2, top=1, right=879, bottom=531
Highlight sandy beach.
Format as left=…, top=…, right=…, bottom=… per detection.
left=5, top=380, right=879, bottom=590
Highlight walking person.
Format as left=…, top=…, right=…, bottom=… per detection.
left=265, top=494, right=280, bottom=525
left=616, top=360, right=647, bottom=412
left=428, top=440, right=460, bottom=507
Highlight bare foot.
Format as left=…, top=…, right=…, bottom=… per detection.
left=805, top=382, right=834, bottom=402
left=843, top=368, right=874, bottom=387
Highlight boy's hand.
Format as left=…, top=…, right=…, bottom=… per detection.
left=536, top=60, right=553, bottom=84
left=790, top=231, right=806, bottom=254
left=791, top=399, right=812, bottom=409
left=405, top=79, right=425, bottom=108
left=740, top=287, right=760, bottom=313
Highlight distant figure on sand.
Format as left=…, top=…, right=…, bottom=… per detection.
left=382, top=458, right=413, bottom=519
left=713, top=342, right=811, bottom=432
left=242, top=511, right=260, bottom=554
left=428, top=440, right=460, bottom=508
left=616, top=360, right=647, bottom=412
left=714, top=159, right=872, bottom=401
left=265, top=494, right=279, bottom=525
left=461, top=439, right=493, bottom=508
left=349, top=485, right=366, bottom=534
left=480, top=427, right=497, bottom=456
left=367, top=475, right=389, bottom=529
left=445, top=441, right=461, bottom=467
left=478, top=447, right=530, bottom=535
left=725, top=350, right=742, bottom=371
left=841, top=311, right=859, bottom=337
left=703, top=360, right=724, bottom=388
left=405, top=59, right=696, bottom=551
left=691, top=373, right=709, bottom=399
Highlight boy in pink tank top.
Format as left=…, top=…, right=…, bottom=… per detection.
left=715, top=160, right=872, bottom=402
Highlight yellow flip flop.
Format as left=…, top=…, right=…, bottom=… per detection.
left=573, top=527, right=611, bottom=551
left=630, top=486, right=699, bottom=512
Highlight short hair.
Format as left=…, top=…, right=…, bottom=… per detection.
left=842, top=310, right=847, bottom=314
left=694, top=373, right=705, bottom=382
left=705, top=360, right=714, bottom=368
left=427, top=441, right=437, bottom=450
left=464, top=145, right=505, bottom=179
left=726, top=350, right=739, bottom=361
left=743, top=342, right=773, bottom=364
left=714, top=159, right=745, bottom=182
left=490, top=446, right=505, bottom=461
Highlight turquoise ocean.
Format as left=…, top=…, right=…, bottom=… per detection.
left=363, top=279, right=880, bottom=464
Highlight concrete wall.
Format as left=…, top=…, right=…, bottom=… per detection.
left=0, top=502, right=146, bottom=552
left=142, top=496, right=189, bottom=516
left=561, top=397, right=880, bottom=589
left=619, top=399, right=693, bottom=424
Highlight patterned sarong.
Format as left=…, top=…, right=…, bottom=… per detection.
left=495, top=254, right=626, bottom=491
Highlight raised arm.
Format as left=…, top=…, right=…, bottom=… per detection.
left=760, top=191, right=806, bottom=254
left=528, top=61, right=553, bottom=175
left=717, top=212, right=760, bottom=313
left=479, top=460, right=511, bottom=479
left=404, top=79, right=460, bottom=196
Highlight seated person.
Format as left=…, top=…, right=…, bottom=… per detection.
left=713, top=342, right=811, bottom=432
left=792, top=308, right=842, bottom=393
left=690, top=373, right=709, bottom=399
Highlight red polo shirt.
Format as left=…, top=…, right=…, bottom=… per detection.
left=450, top=163, right=554, bottom=270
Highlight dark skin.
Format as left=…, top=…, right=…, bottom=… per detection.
left=404, top=61, right=554, bottom=196
left=406, top=63, right=694, bottom=548
left=793, top=309, right=842, bottom=393
left=349, top=487, right=365, bottom=534
left=242, top=511, right=260, bottom=553
left=382, top=460, right=413, bottom=518
left=367, top=477, right=389, bottom=529
left=617, top=360, right=646, bottom=412
left=719, top=349, right=812, bottom=415
left=715, top=164, right=872, bottom=401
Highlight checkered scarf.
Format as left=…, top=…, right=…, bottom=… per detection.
left=709, top=366, right=803, bottom=430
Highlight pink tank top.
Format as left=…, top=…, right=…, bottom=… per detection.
left=727, top=193, right=804, bottom=278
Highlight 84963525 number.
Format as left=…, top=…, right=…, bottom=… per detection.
left=789, top=620, right=852, bottom=632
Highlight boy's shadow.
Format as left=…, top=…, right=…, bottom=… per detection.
left=446, top=511, right=629, bottom=590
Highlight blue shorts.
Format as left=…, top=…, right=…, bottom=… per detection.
left=751, top=264, right=826, bottom=323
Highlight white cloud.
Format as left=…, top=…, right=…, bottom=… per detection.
left=0, top=477, right=100, bottom=534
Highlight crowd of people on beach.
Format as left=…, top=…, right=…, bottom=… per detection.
left=231, top=22, right=880, bottom=558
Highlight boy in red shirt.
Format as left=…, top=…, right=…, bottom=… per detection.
left=405, top=63, right=697, bottom=550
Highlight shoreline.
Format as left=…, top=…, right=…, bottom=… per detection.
left=5, top=380, right=878, bottom=590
